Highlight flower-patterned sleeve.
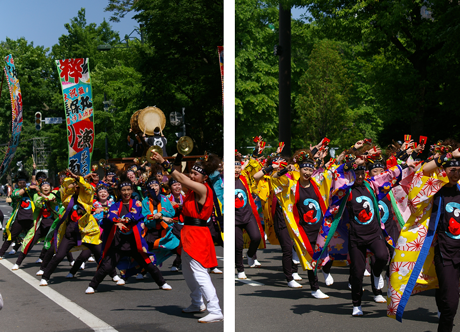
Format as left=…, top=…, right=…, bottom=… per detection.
left=118, top=200, right=144, bottom=228
left=92, top=200, right=104, bottom=223
left=132, top=201, right=144, bottom=223
left=271, top=173, right=295, bottom=199
left=241, top=159, right=263, bottom=193
left=312, top=167, right=325, bottom=185
left=367, top=165, right=403, bottom=199
left=407, top=165, right=449, bottom=209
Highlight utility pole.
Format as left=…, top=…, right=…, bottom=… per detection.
left=278, top=4, right=292, bottom=155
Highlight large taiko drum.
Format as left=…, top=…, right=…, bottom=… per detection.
left=130, top=106, right=166, bottom=135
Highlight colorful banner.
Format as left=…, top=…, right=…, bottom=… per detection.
left=55, top=58, right=94, bottom=175
left=217, top=46, right=223, bottom=108
left=0, top=55, right=24, bottom=178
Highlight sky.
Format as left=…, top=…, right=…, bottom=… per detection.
left=0, top=1, right=308, bottom=51
left=0, top=0, right=138, bottom=51
left=292, top=6, right=310, bottom=20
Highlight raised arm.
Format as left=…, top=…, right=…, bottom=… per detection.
left=150, top=151, right=207, bottom=200
left=423, top=149, right=460, bottom=176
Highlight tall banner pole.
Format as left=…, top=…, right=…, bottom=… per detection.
left=55, top=58, right=95, bottom=175
left=0, top=55, right=24, bottom=178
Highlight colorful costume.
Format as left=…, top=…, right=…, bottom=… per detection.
left=89, top=198, right=166, bottom=288
left=41, top=176, right=102, bottom=282
left=388, top=166, right=450, bottom=322
left=0, top=187, right=36, bottom=256
left=142, top=194, right=178, bottom=265
left=16, top=192, right=58, bottom=266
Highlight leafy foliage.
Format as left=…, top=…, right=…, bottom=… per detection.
left=295, top=39, right=352, bottom=145
left=302, top=0, right=460, bottom=142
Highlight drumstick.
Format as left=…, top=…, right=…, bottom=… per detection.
left=32, top=154, right=35, bottom=165
left=160, top=127, right=163, bottom=136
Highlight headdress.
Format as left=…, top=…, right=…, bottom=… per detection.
left=295, top=151, right=315, bottom=170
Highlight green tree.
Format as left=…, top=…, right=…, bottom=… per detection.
left=236, top=0, right=280, bottom=149
left=302, top=0, right=460, bottom=142
left=236, top=0, right=320, bottom=152
left=295, top=39, right=352, bottom=145
left=105, top=0, right=224, bottom=156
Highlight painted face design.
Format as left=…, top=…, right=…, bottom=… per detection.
left=235, top=189, right=247, bottom=209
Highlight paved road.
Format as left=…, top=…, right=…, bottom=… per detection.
left=236, top=243, right=458, bottom=332
left=0, top=202, right=223, bottom=332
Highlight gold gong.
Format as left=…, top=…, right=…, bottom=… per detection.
left=177, top=136, right=194, bottom=155
left=146, top=145, right=163, bottom=164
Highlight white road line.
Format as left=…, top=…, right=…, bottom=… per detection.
left=0, top=259, right=118, bottom=332
left=235, top=276, right=265, bottom=286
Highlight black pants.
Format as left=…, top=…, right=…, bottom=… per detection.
left=89, top=247, right=165, bottom=289
left=434, top=251, right=460, bottom=332
left=0, top=219, right=33, bottom=256
left=235, top=221, right=261, bottom=272
left=68, top=247, right=117, bottom=277
left=274, top=218, right=297, bottom=282
left=307, top=259, right=333, bottom=291
left=172, top=251, right=181, bottom=268
left=369, top=243, right=394, bottom=296
left=42, top=233, right=102, bottom=280
left=40, top=245, right=74, bottom=270
left=349, top=237, right=388, bottom=306
left=16, top=223, right=51, bottom=266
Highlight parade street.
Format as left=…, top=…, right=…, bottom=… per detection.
left=0, top=201, right=224, bottom=332
left=236, top=243, right=459, bottom=332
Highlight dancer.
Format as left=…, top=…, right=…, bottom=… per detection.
left=65, top=184, right=120, bottom=281
left=151, top=151, right=224, bottom=323
left=0, top=171, right=37, bottom=259
left=37, top=172, right=75, bottom=273
left=271, top=149, right=337, bottom=299
left=39, top=171, right=103, bottom=286
left=12, top=179, right=58, bottom=270
left=252, top=153, right=302, bottom=288
left=85, top=178, right=171, bottom=293
left=167, top=176, right=185, bottom=272
left=388, top=142, right=460, bottom=332
left=142, top=176, right=178, bottom=267
left=235, top=156, right=263, bottom=280
left=344, top=145, right=405, bottom=316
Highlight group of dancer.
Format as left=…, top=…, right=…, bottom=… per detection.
left=236, top=135, right=460, bottom=331
left=0, top=152, right=224, bottom=323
